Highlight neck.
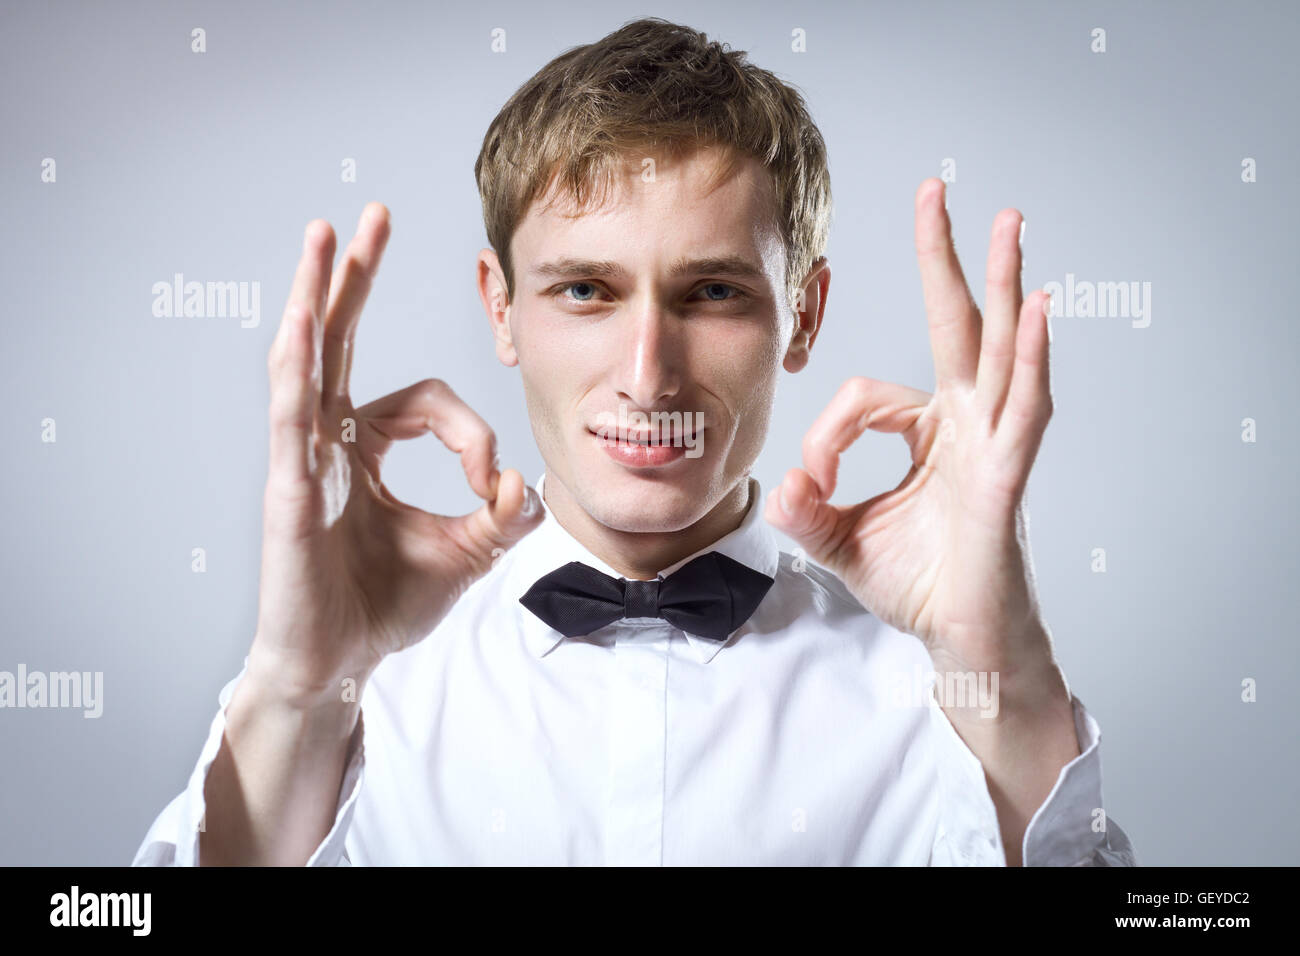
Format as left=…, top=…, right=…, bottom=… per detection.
left=542, top=474, right=752, bottom=580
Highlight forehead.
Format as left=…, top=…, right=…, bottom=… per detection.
left=512, top=147, right=782, bottom=268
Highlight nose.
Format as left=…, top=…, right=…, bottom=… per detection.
left=615, top=300, right=682, bottom=409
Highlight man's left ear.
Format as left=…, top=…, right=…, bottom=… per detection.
left=783, top=256, right=830, bottom=373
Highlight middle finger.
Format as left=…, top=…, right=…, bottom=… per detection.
left=323, top=202, right=392, bottom=402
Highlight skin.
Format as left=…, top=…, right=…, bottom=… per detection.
left=478, top=146, right=819, bottom=579
left=481, top=152, right=1076, bottom=865
left=202, top=145, right=1074, bottom=866
left=201, top=206, right=544, bottom=865
left=760, top=181, right=1078, bottom=867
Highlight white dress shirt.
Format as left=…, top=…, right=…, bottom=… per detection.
left=133, top=473, right=1136, bottom=866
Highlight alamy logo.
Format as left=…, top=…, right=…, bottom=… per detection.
left=151, top=273, right=261, bottom=328
left=594, top=402, right=705, bottom=458
left=884, top=662, right=1000, bottom=718
left=49, top=886, right=151, bottom=936
left=0, top=664, right=103, bottom=718
left=1043, top=272, right=1152, bottom=328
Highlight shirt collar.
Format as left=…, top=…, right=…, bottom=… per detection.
left=509, top=471, right=780, bottom=665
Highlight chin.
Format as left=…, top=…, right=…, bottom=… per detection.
left=580, top=462, right=717, bottom=534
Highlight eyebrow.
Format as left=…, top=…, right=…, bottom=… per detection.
left=529, top=255, right=767, bottom=282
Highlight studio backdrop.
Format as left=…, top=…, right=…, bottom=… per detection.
left=0, top=0, right=1296, bottom=865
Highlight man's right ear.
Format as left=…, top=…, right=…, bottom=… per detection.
left=477, top=248, right=517, bottom=367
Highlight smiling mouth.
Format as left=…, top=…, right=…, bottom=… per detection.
left=587, top=427, right=703, bottom=446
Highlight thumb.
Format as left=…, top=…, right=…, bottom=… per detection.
left=464, top=467, right=545, bottom=558
left=764, top=467, right=840, bottom=565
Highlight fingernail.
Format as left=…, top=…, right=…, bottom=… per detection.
left=779, top=485, right=793, bottom=514
left=520, top=486, right=540, bottom=518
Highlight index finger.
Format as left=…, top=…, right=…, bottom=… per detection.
left=355, top=377, right=501, bottom=501
left=800, top=376, right=931, bottom=501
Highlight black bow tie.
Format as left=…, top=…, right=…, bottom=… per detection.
left=519, top=551, right=775, bottom=642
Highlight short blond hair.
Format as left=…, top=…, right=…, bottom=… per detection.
left=474, top=17, right=832, bottom=309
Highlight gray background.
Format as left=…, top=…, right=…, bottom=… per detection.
left=1, top=0, right=1295, bottom=865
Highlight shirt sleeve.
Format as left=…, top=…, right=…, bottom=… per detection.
left=130, top=659, right=366, bottom=866
left=927, top=689, right=1137, bottom=866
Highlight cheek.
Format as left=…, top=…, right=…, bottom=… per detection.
left=511, top=323, right=558, bottom=431
left=513, top=316, right=601, bottom=426
left=733, top=375, right=778, bottom=437
left=513, top=312, right=564, bottom=387
left=696, top=324, right=784, bottom=401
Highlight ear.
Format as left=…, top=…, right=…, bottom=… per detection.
left=477, top=248, right=517, bottom=367
left=783, top=256, right=830, bottom=373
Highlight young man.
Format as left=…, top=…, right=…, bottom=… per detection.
left=134, top=18, right=1135, bottom=866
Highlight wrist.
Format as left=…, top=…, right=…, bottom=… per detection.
left=222, top=652, right=364, bottom=789
left=1001, top=618, right=1072, bottom=712
left=930, top=618, right=1071, bottom=727
left=245, top=639, right=373, bottom=715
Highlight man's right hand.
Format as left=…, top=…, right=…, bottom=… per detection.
left=252, top=203, right=544, bottom=702
left=200, top=204, right=542, bottom=866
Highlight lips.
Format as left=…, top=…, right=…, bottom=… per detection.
left=592, top=428, right=692, bottom=468
left=593, top=427, right=702, bottom=445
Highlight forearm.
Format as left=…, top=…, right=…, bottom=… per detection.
left=199, top=651, right=363, bottom=866
left=936, top=630, right=1079, bottom=867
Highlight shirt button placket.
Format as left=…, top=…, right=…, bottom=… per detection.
left=604, top=630, right=669, bottom=866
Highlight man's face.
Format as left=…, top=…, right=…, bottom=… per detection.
left=484, top=147, right=814, bottom=534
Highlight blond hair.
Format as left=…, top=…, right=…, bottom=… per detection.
left=474, top=17, right=832, bottom=309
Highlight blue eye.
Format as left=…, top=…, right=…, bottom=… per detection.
left=699, top=283, right=738, bottom=301
left=555, top=281, right=746, bottom=305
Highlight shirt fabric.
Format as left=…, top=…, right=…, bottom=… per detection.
left=133, top=473, right=1137, bottom=866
